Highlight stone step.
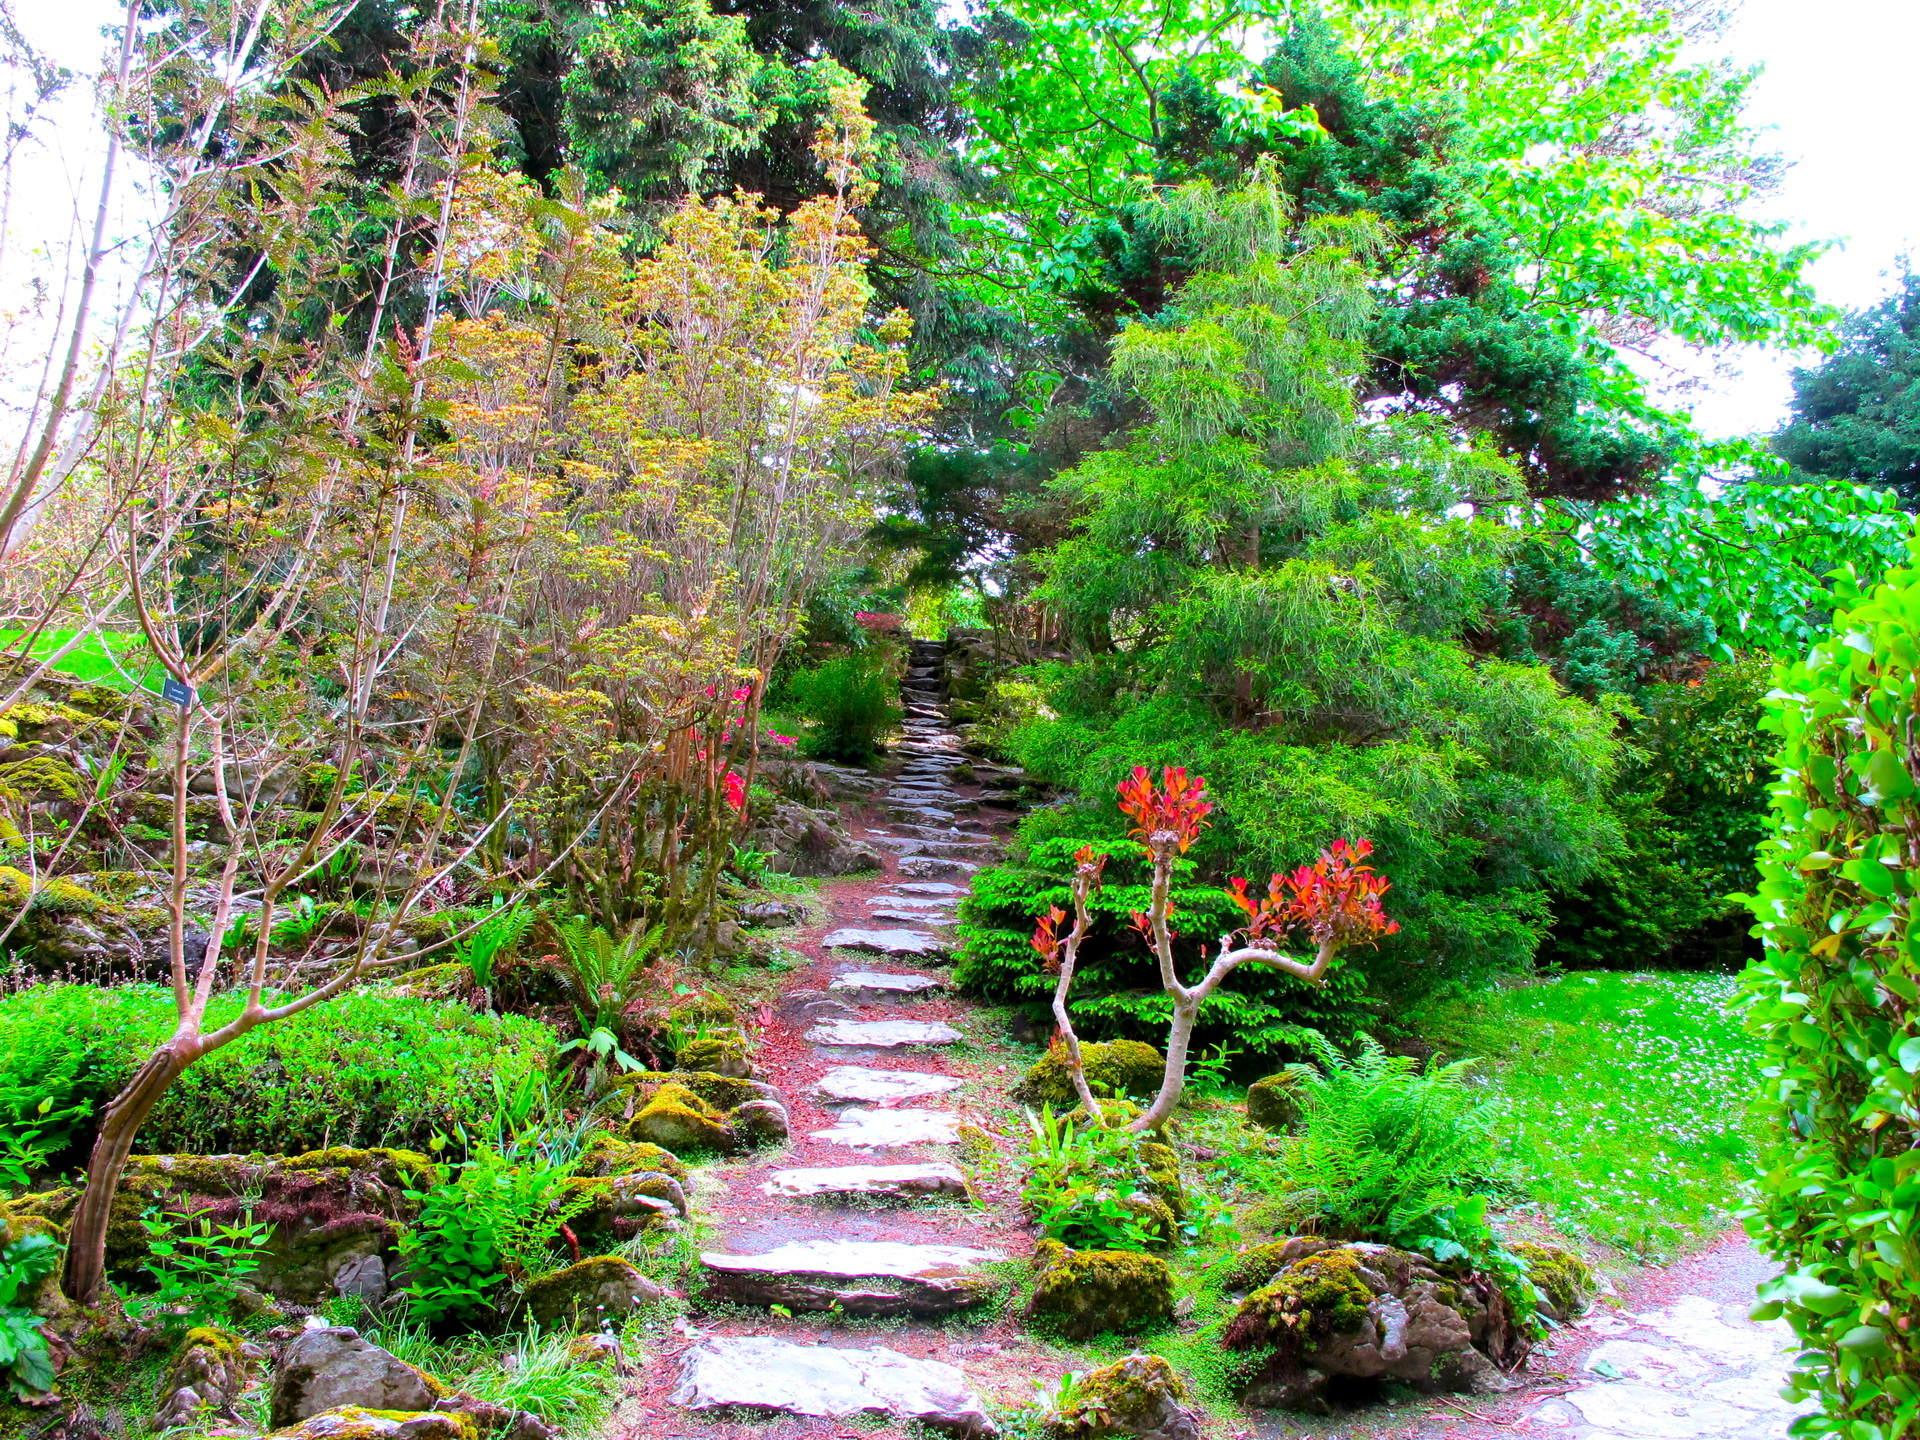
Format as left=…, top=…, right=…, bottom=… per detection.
left=816, top=1065, right=963, bottom=1103
left=763, top=1162, right=967, bottom=1200
left=869, top=906, right=955, bottom=926
left=894, top=881, right=966, bottom=897
left=699, top=1240, right=1004, bottom=1318
left=805, top=1018, right=963, bottom=1048
left=671, top=1336, right=994, bottom=1436
left=900, top=855, right=979, bottom=880
left=830, top=971, right=943, bottom=1001
left=820, top=927, right=949, bottom=958
left=815, top=1107, right=961, bottom=1148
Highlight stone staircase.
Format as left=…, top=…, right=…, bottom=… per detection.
left=664, top=636, right=1021, bottom=1438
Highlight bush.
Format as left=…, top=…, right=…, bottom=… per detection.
left=1740, top=544, right=1920, bottom=1435
left=1018, top=1039, right=1164, bottom=1105
left=787, top=650, right=902, bottom=763
left=1245, top=1035, right=1504, bottom=1244
left=0, top=985, right=557, bottom=1155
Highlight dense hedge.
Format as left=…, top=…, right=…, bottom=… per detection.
left=1741, top=545, right=1920, bottom=1437
left=0, top=985, right=556, bottom=1157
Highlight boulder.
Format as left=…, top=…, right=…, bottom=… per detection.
left=673, top=1032, right=753, bottom=1078
left=1511, top=1240, right=1597, bottom=1324
left=626, top=1081, right=734, bottom=1152
left=155, top=1326, right=260, bottom=1427
left=738, top=899, right=805, bottom=928
left=671, top=1335, right=995, bottom=1437
left=1041, top=1353, right=1201, bottom=1440
left=1028, top=1242, right=1175, bottom=1341
left=269, top=1325, right=443, bottom=1429
left=749, top=801, right=882, bottom=877
left=267, top=1407, right=469, bottom=1440
left=563, top=1171, right=688, bottom=1247
left=1245, top=1070, right=1305, bottom=1130
left=523, top=1256, right=665, bottom=1330
left=1018, top=1040, right=1164, bottom=1107
left=608, top=1071, right=790, bottom=1156
left=3, top=1148, right=432, bottom=1304
left=1221, top=1243, right=1524, bottom=1411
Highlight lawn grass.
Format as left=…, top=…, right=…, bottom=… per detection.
left=0, top=627, right=162, bottom=691
left=1413, top=970, right=1769, bottom=1260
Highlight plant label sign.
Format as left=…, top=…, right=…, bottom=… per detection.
left=160, top=677, right=195, bottom=709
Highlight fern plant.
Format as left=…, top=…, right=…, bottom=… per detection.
left=1251, top=1033, right=1504, bottom=1243
left=551, top=915, right=662, bottom=1035
left=455, top=898, right=537, bottom=1003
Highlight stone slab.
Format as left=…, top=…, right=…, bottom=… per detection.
left=816, top=1065, right=963, bottom=1104
left=894, top=881, right=965, bottom=897
left=831, top=971, right=944, bottom=1000
left=700, top=1240, right=1005, bottom=1318
left=671, top=1336, right=994, bottom=1437
left=821, top=927, right=949, bottom=957
left=763, top=1162, right=967, bottom=1199
left=813, top=1107, right=961, bottom=1148
left=806, top=1018, right=963, bottom=1048
left=869, top=907, right=955, bottom=926
left=899, top=856, right=978, bottom=879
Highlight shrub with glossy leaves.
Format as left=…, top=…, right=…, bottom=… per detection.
left=1740, top=539, right=1920, bottom=1436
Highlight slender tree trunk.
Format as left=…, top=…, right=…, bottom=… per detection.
left=60, top=1041, right=195, bottom=1302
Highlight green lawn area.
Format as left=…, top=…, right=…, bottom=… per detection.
left=0, top=628, right=160, bottom=691
left=1415, top=971, right=1769, bottom=1260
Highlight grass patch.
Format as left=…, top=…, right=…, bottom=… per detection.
left=0, top=628, right=163, bottom=692
left=1413, top=970, right=1767, bottom=1259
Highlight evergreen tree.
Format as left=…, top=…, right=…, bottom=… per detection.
left=1774, top=271, right=1920, bottom=502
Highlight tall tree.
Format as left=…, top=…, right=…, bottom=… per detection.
left=1774, top=271, right=1920, bottom=502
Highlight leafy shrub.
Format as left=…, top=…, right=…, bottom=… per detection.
left=399, top=1147, right=589, bottom=1325
left=1246, top=1034, right=1504, bottom=1243
left=786, top=650, right=902, bottom=762
left=0, top=985, right=556, bottom=1155
left=1022, top=1108, right=1172, bottom=1250
left=957, top=829, right=1374, bottom=1057
left=0, top=1230, right=56, bottom=1399
left=133, top=1201, right=273, bottom=1331
left=1739, top=546, right=1920, bottom=1434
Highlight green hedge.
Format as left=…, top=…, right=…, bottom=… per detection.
left=1741, top=542, right=1920, bottom=1437
left=0, top=985, right=556, bottom=1156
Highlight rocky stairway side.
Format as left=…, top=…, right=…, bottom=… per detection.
left=656, top=639, right=1029, bottom=1438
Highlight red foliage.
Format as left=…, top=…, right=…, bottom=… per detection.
left=854, top=611, right=902, bottom=632
left=1115, top=765, right=1213, bottom=855
left=723, top=771, right=746, bottom=811
left=1030, top=905, right=1067, bottom=970
left=1228, top=838, right=1397, bottom=952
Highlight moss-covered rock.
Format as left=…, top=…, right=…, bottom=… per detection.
left=267, top=1407, right=475, bottom=1440
left=523, top=1256, right=665, bottom=1330
left=1223, top=1248, right=1377, bottom=1355
left=674, top=1031, right=752, bottom=1077
left=1018, top=1040, right=1165, bottom=1107
left=1245, top=1070, right=1305, bottom=1130
left=1028, top=1240, right=1175, bottom=1341
left=573, top=1134, right=687, bottom=1182
left=561, top=1171, right=687, bottom=1247
left=155, top=1325, right=257, bottom=1427
left=1220, top=1237, right=1335, bottom=1294
left=1512, top=1240, right=1596, bottom=1323
left=1041, top=1352, right=1201, bottom=1440
left=625, top=1081, right=732, bottom=1153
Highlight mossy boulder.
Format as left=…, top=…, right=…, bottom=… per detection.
left=626, top=1081, right=731, bottom=1153
left=1512, top=1240, right=1596, bottom=1323
left=605, top=1071, right=789, bottom=1155
left=269, top=1326, right=447, bottom=1430
left=523, top=1256, right=665, bottom=1330
left=674, top=1031, right=752, bottom=1077
left=1018, top=1040, right=1164, bottom=1106
left=1245, top=1070, right=1305, bottom=1130
left=155, top=1325, right=258, bottom=1427
left=3, top=1148, right=429, bottom=1303
left=1041, top=1352, right=1201, bottom=1440
left=1220, top=1237, right=1334, bottom=1294
left=267, top=1407, right=475, bottom=1440
left=1221, top=1243, right=1520, bottom=1411
left=573, top=1134, right=687, bottom=1182
left=1028, top=1240, right=1175, bottom=1341
left=561, top=1171, right=688, bottom=1247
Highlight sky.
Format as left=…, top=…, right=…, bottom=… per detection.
left=7, top=0, right=1920, bottom=445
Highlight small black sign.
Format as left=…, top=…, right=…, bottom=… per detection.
left=160, top=677, right=195, bottom=709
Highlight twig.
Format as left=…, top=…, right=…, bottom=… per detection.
left=1434, top=1396, right=1515, bottom=1427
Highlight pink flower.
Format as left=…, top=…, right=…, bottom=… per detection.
left=724, top=771, right=746, bottom=811
left=766, top=729, right=796, bottom=747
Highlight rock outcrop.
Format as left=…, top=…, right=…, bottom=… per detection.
left=1028, top=1242, right=1176, bottom=1341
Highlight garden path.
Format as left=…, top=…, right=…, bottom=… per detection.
left=1268, top=1232, right=1807, bottom=1440
left=628, top=638, right=1050, bottom=1438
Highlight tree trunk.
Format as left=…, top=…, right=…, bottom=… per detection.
left=60, top=1042, right=192, bottom=1303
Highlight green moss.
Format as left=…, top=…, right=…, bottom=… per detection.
left=0, top=866, right=103, bottom=918
left=1044, top=1353, right=1188, bottom=1437
left=1512, top=1240, right=1595, bottom=1321
left=1019, top=1039, right=1164, bottom=1106
left=523, top=1256, right=656, bottom=1329
left=1028, top=1241, right=1176, bottom=1341
left=575, top=1133, right=687, bottom=1182
left=390, top=962, right=470, bottom=1001
left=268, top=1406, right=475, bottom=1440
left=625, top=1081, right=732, bottom=1154
left=667, top=993, right=739, bottom=1028
left=674, top=1032, right=751, bottom=1075
left=1246, top=1071, right=1305, bottom=1130
left=0, top=755, right=82, bottom=804
left=282, top=1147, right=436, bottom=1191
left=1223, top=1248, right=1379, bottom=1359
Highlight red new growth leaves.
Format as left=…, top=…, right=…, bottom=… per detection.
left=1031, top=906, right=1068, bottom=971
left=1230, top=837, right=1397, bottom=951
left=1116, top=765, right=1213, bottom=855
